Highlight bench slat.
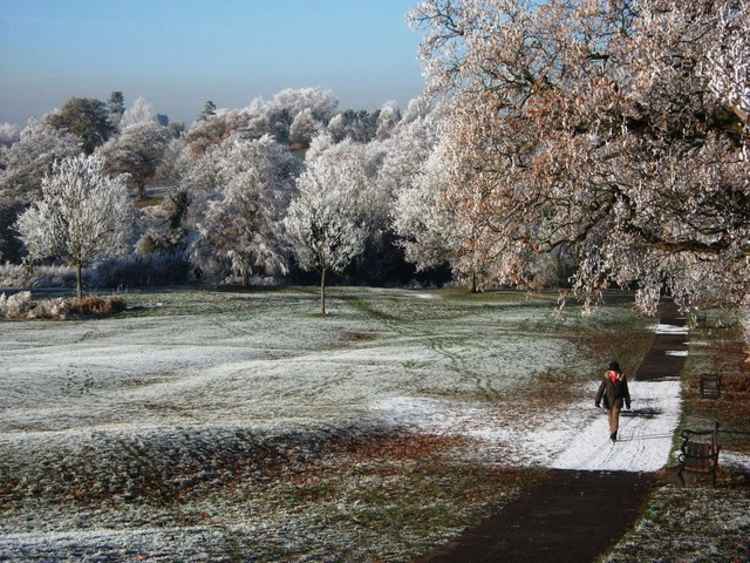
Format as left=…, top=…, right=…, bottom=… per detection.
left=699, top=374, right=722, bottom=399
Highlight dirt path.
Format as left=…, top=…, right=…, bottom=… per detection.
left=418, top=302, right=686, bottom=562
left=419, top=469, right=654, bottom=563
left=634, top=302, right=687, bottom=382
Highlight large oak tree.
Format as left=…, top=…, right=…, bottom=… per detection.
left=410, top=0, right=750, bottom=312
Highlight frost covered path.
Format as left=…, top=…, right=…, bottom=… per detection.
left=421, top=302, right=686, bottom=562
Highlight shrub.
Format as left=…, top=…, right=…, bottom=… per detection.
left=0, top=264, right=31, bottom=288
left=66, top=296, right=126, bottom=317
left=0, top=293, right=126, bottom=320
left=0, top=291, right=34, bottom=318
left=26, top=297, right=68, bottom=320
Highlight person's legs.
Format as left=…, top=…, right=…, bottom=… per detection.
left=609, top=405, right=622, bottom=441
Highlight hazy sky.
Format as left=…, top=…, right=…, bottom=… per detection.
left=0, top=0, right=425, bottom=125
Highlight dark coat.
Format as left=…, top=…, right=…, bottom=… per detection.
left=595, top=371, right=631, bottom=410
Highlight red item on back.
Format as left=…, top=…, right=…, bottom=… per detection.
left=608, top=370, right=620, bottom=384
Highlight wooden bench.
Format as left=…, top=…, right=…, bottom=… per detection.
left=699, top=374, right=721, bottom=399
left=677, top=423, right=720, bottom=487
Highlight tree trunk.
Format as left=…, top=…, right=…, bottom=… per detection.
left=76, top=263, right=83, bottom=299
left=471, top=270, right=478, bottom=294
left=320, top=268, right=327, bottom=316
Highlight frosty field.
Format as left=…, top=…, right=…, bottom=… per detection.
left=0, top=287, right=654, bottom=561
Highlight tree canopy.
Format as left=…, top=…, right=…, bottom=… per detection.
left=47, top=97, right=115, bottom=154
left=409, top=0, right=750, bottom=312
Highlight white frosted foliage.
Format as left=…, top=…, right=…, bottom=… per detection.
left=409, top=0, right=750, bottom=310
left=16, top=155, right=131, bottom=295
left=119, top=96, right=156, bottom=130
left=197, top=135, right=297, bottom=283
left=284, top=139, right=368, bottom=313
left=289, top=108, right=322, bottom=145
left=0, top=122, right=20, bottom=146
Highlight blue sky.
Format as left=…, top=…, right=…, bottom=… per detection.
left=0, top=0, right=425, bottom=125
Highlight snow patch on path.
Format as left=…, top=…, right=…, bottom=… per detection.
left=650, top=323, right=688, bottom=335
left=551, top=380, right=681, bottom=472
left=666, top=350, right=688, bottom=357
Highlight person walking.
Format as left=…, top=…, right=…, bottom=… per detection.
left=595, top=360, right=631, bottom=443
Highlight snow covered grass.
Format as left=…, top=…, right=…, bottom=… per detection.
left=605, top=484, right=750, bottom=563
left=0, top=287, right=652, bottom=560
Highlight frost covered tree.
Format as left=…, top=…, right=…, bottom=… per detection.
left=326, top=109, right=379, bottom=143
left=0, top=118, right=81, bottom=262
left=392, top=147, right=453, bottom=272
left=289, top=108, right=322, bottom=146
left=0, top=117, right=81, bottom=202
left=16, top=155, right=130, bottom=297
left=47, top=97, right=114, bottom=154
left=197, top=135, right=300, bottom=284
left=376, top=104, right=439, bottom=207
left=271, top=88, right=338, bottom=124
left=0, top=122, right=20, bottom=147
left=242, top=88, right=337, bottom=144
left=285, top=139, right=368, bottom=315
left=326, top=113, right=347, bottom=142
left=98, top=121, right=170, bottom=199
left=393, top=138, right=508, bottom=292
left=200, top=100, right=217, bottom=121
left=375, top=100, right=402, bottom=140
left=108, top=91, right=125, bottom=129
left=703, top=0, right=750, bottom=137
left=183, top=88, right=339, bottom=155
left=338, top=100, right=442, bottom=284
left=410, top=0, right=750, bottom=312
left=119, top=96, right=156, bottom=130
left=151, top=137, right=185, bottom=188
left=402, top=96, right=434, bottom=124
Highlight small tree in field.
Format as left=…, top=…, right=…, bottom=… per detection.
left=16, top=155, right=130, bottom=297
left=284, top=142, right=368, bottom=315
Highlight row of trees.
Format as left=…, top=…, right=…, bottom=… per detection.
left=3, top=0, right=747, bottom=316
left=1, top=87, right=458, bottom=308
left=0, top=92, right=178, bottom=259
